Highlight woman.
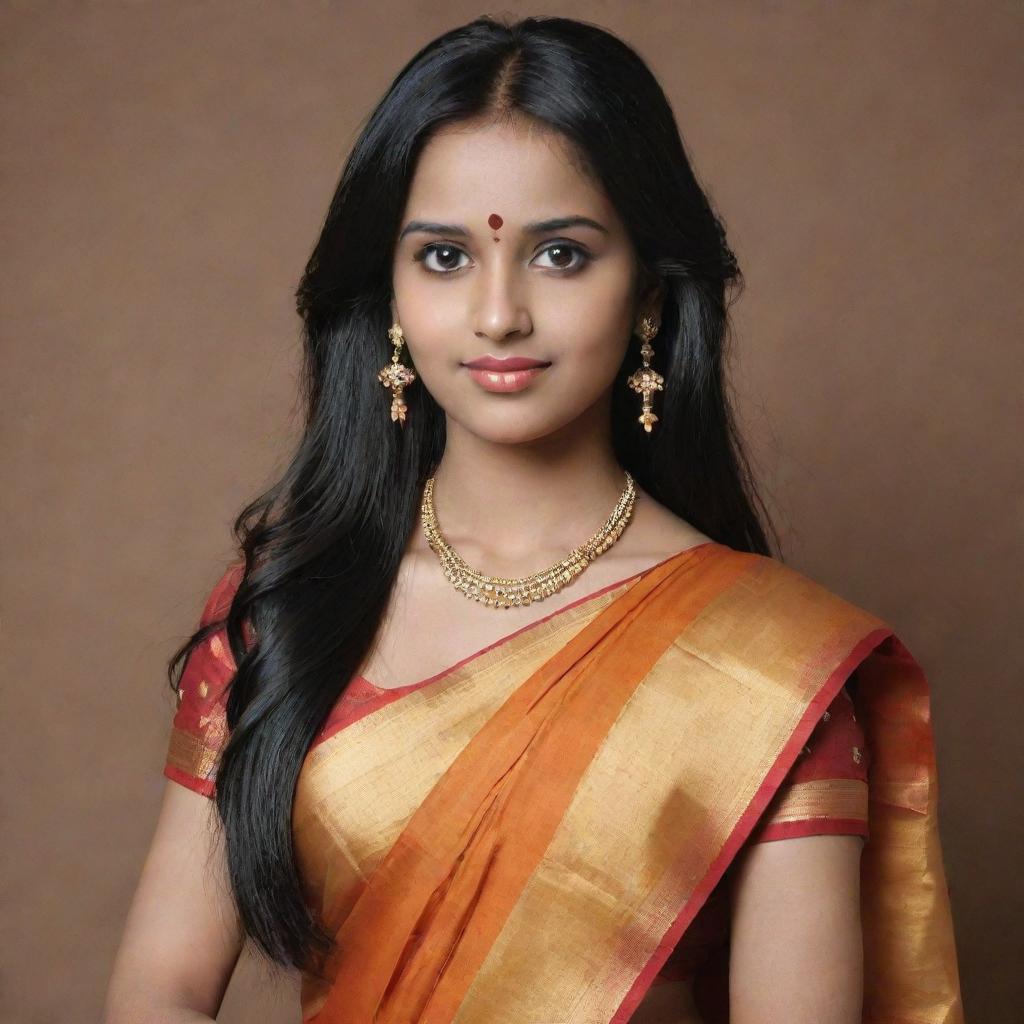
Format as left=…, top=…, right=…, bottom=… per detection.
left=104, top=14, right=962, bottom=1024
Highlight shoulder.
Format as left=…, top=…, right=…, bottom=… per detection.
left=173, top=564, right=244, bottom=708
left=668, top=547, right=894, bottom=707
left=177, top=562, right=246, bottom=682
left=198, top=561, right=245, bottom=627
left=717, top=549, right=889, bottom=637
left=629, top=488, right=889, bottom=641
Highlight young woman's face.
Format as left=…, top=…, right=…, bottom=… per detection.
left=391, top=118, right=659, bottom=445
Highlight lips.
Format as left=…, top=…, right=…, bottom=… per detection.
left=462, top=356, right=551, bottom=371
left=463, top=360, right=550, bottom=394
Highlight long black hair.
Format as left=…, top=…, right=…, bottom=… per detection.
left=168, top=13, right=776, bottom=974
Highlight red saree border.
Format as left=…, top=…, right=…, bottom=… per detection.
left=611, top=625, right=893, bottom=1022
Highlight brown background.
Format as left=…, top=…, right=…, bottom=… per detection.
left=2, top=3, right=1020, bottom=1022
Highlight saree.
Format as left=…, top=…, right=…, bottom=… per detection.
left=165, top=542, right=963, bottom=1023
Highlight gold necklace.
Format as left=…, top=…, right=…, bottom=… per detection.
left=420, top=470, right=637, bottom=608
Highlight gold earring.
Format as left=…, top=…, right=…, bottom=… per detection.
left=377, top=322, right=417, bottom=426
left=627, top=315, right=664, bottom=433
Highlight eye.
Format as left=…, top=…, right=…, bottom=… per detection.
left=533, top=241, right=591, bottom=272
left=413, top=242, right=470, bottom=274
left=412, top=240, right=592, bottom=276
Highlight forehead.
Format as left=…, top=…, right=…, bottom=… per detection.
left=403, top=120, right=615, bottom=226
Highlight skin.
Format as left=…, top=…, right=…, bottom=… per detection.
left=103, top=784, right=242, bottom=1022
left=103, top=116, right=862, bottom=1023
left=729, top=835, right=864, bottom=1023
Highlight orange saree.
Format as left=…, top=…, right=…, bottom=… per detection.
left=165, top=542, right=963, bottom=1023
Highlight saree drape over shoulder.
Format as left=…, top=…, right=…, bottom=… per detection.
left=165, top=542, right=963, bottom=1023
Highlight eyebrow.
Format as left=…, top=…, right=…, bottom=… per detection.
left=397, top=215, right=609, bottom=242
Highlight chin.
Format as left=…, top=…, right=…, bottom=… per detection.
left=453, top=402, right=597, bottom=446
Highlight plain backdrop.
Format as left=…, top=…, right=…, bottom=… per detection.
left=2, top=2, right=1020, bottom=1022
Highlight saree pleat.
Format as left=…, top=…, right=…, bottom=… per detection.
left=293, top=544, right=962, bottom=1023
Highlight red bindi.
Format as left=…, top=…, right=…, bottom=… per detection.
left=487, top=213, right=503, bottom=230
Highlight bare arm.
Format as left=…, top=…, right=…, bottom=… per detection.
left=729, top=834, right=864, bottom=1024
left=103, top=781, right=245, bottom=1023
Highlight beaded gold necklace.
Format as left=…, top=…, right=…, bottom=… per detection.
left=420, top=470, right=636, bottom=608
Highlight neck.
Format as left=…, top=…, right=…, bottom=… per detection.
left=425, top=402, right=630, bottom=575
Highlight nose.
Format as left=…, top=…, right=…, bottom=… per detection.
left=472, top=260, right=533, bottom=344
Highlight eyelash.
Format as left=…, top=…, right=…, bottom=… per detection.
left=412, top=240, right=592, bottom=276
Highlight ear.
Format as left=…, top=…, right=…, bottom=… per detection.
left=634, top=266, right=665, bottom=321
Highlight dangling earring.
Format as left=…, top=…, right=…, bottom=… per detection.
left=377, top=322, right=417, bottom=426
left=627, top=315, right=664, bottom=433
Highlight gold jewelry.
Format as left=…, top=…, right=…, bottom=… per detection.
left=626, top=315, right=664, bottom=433
left=377, top=322, right=417, bottom=426
left=420, top=470, right=637, bottom=608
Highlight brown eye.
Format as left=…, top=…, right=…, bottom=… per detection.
left=534, top=242, right=590, bottom=272
left=415, top=243, right=469, bottom=274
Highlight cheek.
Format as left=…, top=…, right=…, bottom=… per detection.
left=558, top=331, right=631, bottom=394
left=552, top=287, right=634, bottom=370
left=556, top=257, right=635, bottom=334
left=391, top=268, right=458, bottom=361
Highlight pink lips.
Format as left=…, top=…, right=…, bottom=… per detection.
left=463, top=356, right=550, bottom=371
left=462, top=355, right=551, bottom=393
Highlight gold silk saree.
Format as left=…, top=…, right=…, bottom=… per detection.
left=166, top=542, right=963, bottom=1022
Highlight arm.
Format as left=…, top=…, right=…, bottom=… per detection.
left=104, top=565, right=247, bottom=1020
left=729, top=832, right=864, bottom=1023
left=102, top=781, right=244, bottom=1023
left=728, top=678, right=869, bottom=1023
